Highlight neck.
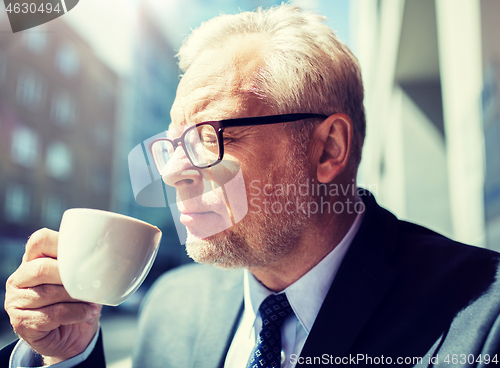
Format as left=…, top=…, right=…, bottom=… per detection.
left=248, top=194, right=359, bottom=292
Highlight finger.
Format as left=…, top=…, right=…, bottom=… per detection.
left=12, top=302, right=100, bottom=338
left=24, top=228, right=59, bottom=262
left=11, top=258, right=62, bottom=288
left=7, top=284, right=77, bottom=310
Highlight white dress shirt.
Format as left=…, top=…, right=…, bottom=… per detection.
left=10, top=211, right=363, bottom=368
left=225, top=210, right=363, bottom=368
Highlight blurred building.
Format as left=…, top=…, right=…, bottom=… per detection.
left=351, top=0, right=500, bottom=251
left=481, top=1, right=500, bottom=252
left=0, top=17, right=119, bottom=294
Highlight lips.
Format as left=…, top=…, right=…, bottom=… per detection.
left=180, top=211, right=231, bottom=239
left=180, top=211, right=217, bottom=223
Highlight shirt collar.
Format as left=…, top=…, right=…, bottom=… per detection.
left=244, top=210, right=364, bottom=333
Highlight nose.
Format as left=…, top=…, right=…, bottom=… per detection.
left=161, top=144, right=201, bottom=188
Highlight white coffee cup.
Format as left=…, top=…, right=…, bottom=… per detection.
left=58, top=208, right=162, bottom=306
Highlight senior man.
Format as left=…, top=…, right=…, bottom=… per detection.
left=2, top=4, right=500, bottom=368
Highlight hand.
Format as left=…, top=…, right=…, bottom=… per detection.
left=4, top=228, right=102, bottom=365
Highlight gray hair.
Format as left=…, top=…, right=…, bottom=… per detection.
left=177, top=4, right=365, bottom=169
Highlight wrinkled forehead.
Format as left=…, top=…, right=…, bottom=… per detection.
left=169, top=34, right=270, bottom=130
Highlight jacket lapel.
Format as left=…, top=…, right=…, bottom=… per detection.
left=191, top=270, right=244, bottom=368
left=299, top=192, right=400, bottom=363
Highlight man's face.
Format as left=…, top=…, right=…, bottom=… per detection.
left=164, top=35, right=314, bottom=269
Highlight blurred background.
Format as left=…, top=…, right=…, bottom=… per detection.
left=0, top=0, right=499, bottom=366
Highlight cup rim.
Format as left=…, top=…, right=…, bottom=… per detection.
left=62, top=208, right=161, bottom=231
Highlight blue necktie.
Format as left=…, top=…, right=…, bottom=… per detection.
left=246, top=293, right=293, bottom=368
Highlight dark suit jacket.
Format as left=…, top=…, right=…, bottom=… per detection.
left=2, top=191, right=500, bottom=367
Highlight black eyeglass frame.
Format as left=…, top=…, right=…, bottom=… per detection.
left=148, top=113, right=328, bottom=171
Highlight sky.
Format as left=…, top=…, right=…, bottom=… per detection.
left=60, top=0, right=350, bottom=77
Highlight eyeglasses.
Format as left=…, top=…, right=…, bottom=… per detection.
left=149, top=113, right=327, bottom=173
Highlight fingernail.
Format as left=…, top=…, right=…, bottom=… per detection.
left=85, top=304, right=100, bottom=320
left=90, top=303, right=101, bottom=316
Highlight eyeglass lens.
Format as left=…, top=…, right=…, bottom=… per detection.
left=151, top=124, right=220, bottom=174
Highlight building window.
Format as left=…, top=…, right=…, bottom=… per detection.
left=23, top=30, right=47, bottom=54
left=16, top=69, right=44, bottom=110
left=42, top=194, right=65, bottom=229
left=56, top=43, right=79, bottom=77
left=46, top=142, right=73, bottom=180
left=51, top=92, right=76, bottom=126
left=11, top=126, right=38, bottom=168
left=4, top=184, right=31, bottom=223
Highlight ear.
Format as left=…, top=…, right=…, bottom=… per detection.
left=310, top=113, right=352, bottom=184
